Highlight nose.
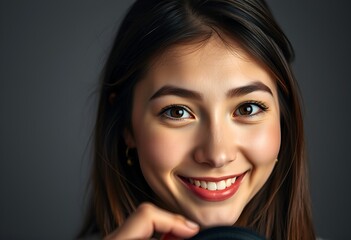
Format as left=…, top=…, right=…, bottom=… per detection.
left=193, top=120, right=236, bottom=168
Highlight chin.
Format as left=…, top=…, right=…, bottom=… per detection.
left=190, top=210, right=240, bottom=229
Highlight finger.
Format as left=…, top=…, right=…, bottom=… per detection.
left=105, top=203, right=199, bottom=240
left=151, top=211, right=199, bottom=238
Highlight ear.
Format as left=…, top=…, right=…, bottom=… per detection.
left=124, top=128, right=136, bottom=148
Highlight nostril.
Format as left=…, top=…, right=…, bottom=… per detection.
left=193, top=129, right=236, bottom=167
left=193, top=149, right=235, bottom=168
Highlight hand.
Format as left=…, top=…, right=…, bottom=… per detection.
left=104, top=202, right=200, bottom=240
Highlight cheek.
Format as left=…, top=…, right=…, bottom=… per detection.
left=131, top=98, right=185, bottom=173
left=239, top=120, right=281, bottom=196
left=134, top=124, right=189, bottom=173
left=241, top=121, right=281, bottom=165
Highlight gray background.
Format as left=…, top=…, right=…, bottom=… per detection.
left=1, top=0, right=350, bottom=239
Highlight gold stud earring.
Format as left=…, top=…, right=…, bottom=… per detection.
left=275, top=158, right=279, bottom=164
left=126, top=148, right=133, bottom=166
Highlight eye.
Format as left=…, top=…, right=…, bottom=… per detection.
left=234, top=101, right=268, bottom=117
left=160, top=105, right=194, bottom=120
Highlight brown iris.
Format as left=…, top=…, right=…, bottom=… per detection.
left=169, top=107, right=185, bottom=118
left=238, top=103, right=254, bottom=115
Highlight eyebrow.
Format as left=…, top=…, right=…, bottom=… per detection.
left=149, top=81, right=273, bottom=101
left=149, top=85, right=202, bottom=101
left=226, top=81, right=273, bottom=98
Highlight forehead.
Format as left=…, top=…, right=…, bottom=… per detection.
left=142, top=36, right=276, bottom=91
left=151, top=36, right=251, bottom=68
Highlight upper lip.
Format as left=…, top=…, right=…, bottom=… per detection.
left=179, top=171, right=247, bottom=182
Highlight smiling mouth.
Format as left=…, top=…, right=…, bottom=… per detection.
left=188, top=177, right=237, bottom=191
left=180, top=173, right=246, bottom=202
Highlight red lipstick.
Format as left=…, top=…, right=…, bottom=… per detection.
left=180, top=173, right=246, bottom=202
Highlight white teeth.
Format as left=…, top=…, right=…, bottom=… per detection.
left=217, top=180, right=226, bottom=190
left=226, top=178, right=232, bottom=187
left=194, top=180, right=200, bottom=187
left=231, top=177, right=237, bottom=184
left=207, top=182, right=217, bottom=190
left=189, top=177, right=238, bottom=191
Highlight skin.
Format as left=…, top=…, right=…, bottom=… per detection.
left=110, top=36, right=281, bottom=239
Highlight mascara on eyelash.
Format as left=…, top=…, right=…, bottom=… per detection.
left=238, top=100, right=269, bottom=110
left=233, top=100, right=270, bottom=118
left=158, top=104, right=195, bottom=121
left=159, top=104, right=192, bottom=115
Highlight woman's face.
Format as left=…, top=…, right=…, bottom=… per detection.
left=125, top=37, right=281, bottom=227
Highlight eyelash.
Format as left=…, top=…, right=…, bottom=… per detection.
left=159, top=104, right=194, bottom=120
left=159, top=101, right=269, bottom=121
left=233, top=101, right=269, bottom=117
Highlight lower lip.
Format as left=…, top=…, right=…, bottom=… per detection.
left=180, top=173, right=246, bottom=202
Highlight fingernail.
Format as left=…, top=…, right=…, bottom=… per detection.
left=185, top=220, right=199, bottom=229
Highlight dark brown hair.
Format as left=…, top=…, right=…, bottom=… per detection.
left=79, top=0, right=315, bottom=239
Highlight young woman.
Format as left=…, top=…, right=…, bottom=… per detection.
left=79, top=0, right=316, bottom=239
